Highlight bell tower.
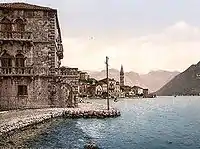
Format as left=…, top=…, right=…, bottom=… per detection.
left=120, top=65, right=124, bottom=86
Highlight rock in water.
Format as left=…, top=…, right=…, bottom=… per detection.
left=84, top=142, right=99, bottom=149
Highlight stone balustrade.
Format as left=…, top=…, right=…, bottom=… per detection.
left=0, top=67, right=34, bottom=76
left=0, top=31, right=32, bottom=41
left=0, top=66, right=49, bottom=76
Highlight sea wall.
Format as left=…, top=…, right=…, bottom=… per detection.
left=0, top=103, right=121, bottom=137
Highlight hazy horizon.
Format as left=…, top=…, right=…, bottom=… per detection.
left=3, top=0, right=200, bottom=73
left=83, top=67, right=181, bottom=75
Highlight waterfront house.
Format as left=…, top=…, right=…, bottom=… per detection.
left=0, top=2, right=79, bottom=110
left=95, top=83, right=103, bottom=97
left=97, top=78, right=120, bottom=98
left=120, top=85, right=135, bottom=97
left=114, top=81, right=121, bottom=97
left=79, top=72, right=89, bottom=81
left=78, top=74, right=98, bottom=98
left=98, top=78, right=109, bottom=95
left=132, top=86, right=144, bottom=96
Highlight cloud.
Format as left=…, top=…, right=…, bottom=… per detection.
left=138, top=21, right=200, bottom=43
left=61, top=21, right=200, bottom=74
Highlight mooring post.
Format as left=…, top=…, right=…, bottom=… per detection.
left=106, top=56, right=109, bottom=111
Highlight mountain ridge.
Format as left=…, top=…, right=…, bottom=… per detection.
left=156, top=61, right=200, bottom=96
left=83, top=69, right=180, bottom=92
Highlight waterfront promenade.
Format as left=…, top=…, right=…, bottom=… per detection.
left=0, top=102, right=120, bottom=137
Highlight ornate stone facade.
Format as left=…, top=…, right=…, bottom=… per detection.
left=0, top=3, right=77, bottom=110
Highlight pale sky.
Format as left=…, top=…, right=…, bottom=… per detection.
left=2, top=0, right=200, bottom=73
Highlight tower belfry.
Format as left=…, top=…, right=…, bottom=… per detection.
left=120, top=65, right=124, bottom=86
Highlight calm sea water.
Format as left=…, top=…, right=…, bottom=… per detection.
left=26, top=96, right=200, bottom=149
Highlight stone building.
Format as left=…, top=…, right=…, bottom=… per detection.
left=97, top=78, right=120, bottom=98
left=79, top=72, right=89, bottom=81
left=132, top=86, right=144, bottom=96
left=120, top=85, right=135, bottom=97
left=95, top=84, right=103, bottom=97
left=0, top=3, right=78, bottom=110
left=114, top=81, right=121, bottom=97
left=56, top=66, right=80, bottom=106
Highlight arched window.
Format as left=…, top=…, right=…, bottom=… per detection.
left=1, top=52, right=12, bottom=67
left=15, top=19, right=25, bottom=32
left=15, top=54, right=25, bottom=67
left=1, top=17, right=12, bottom=32
left=1, top=18, right=12, bottom=38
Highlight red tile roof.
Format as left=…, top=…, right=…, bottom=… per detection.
left=0, top=2, right=56, bottom=11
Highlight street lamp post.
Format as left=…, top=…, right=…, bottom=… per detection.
left=106, top=56, right=109, bottom=110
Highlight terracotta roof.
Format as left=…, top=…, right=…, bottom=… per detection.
left=0, top=2, right=56, bottom=11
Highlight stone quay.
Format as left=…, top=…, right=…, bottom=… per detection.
left=0, top=102, right=121, bottom=137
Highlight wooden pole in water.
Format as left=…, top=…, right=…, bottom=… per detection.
left=106, top=56, right=109, bottom=111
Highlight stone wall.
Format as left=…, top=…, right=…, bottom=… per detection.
left=0, top=75, right=77, bottom=111
left=33, top=43, right=50, bottom=67
left=0, top=76, right=54, bottom=110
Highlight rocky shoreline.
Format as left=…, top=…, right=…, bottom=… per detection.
left=0, top=102, right=121, bottom=138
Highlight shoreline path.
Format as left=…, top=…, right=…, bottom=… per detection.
left=0, top=102, right=119, bottom=136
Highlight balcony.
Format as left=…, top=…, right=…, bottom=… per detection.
left=0, top=31, right=32, bottom=42
left=0, top=67, right=34, bottom=76
left=0, top=66, right=49, bottom=77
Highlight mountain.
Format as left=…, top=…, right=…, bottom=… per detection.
left=87, top=69, right=180, bottom=92
left=156, top=62, right=200, bottom=96
left=140, top=70, right=180, bottom=93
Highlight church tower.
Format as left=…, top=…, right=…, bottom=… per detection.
left=120, top=65, right=125, bottom=86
